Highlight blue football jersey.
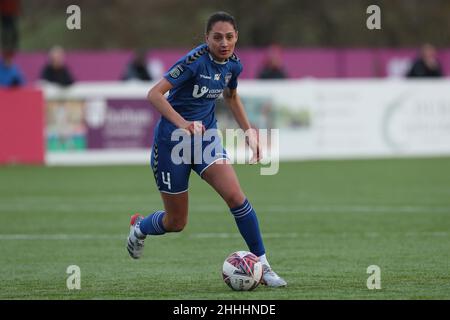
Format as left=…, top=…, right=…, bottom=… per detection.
left=162, top=44, right=243, bottom=129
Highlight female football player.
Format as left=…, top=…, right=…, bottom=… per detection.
left=127, top=11, right=286, bottom=287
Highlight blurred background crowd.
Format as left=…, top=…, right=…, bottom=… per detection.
left=0, top=0, right=449, bottom=88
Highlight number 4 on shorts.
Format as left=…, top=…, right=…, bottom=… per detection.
left=161, top=172, right=171, bottom=190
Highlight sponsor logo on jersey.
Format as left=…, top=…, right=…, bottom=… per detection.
left=192, top=85, right=223, bottom=99
left=169, top=65, right=184, bottom=79
left=192, top=85, right=209, bottom=98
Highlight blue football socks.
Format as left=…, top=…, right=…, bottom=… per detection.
left=139, top=210, right=166, bottom=235
left=230, top=199, right=266, bottom=257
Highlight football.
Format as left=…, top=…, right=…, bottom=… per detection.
left=222, top=251, right=263, bottom=291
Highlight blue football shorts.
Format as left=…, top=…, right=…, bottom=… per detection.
left=150, top=125, right=229, bottom=194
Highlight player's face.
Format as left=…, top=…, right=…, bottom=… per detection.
left=206, top=21, right=238, bottom=62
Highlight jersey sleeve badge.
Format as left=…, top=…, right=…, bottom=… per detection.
left=169, top=64, right=184, bottom=79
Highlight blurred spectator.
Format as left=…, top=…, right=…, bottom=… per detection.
left=406, top=44, right=443, bottom=78
left=40, top=46, right=75, bottom=86
left=0, top=49, right=24, bottom=87
left=0, top=0, right=20, bottom=51
left=147, top=57, right=164, bottom=80
left=387, top=57, right=412, bottom=78
left=122, top=50, right=152, bottom=81
left=257, top=44, right=287, bottom=79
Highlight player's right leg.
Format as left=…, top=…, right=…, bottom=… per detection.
left=200, top=160, right=287, bottom=287
left=127, top=139, right=191, bottom=259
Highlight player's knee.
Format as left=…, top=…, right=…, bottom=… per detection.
left=169, top=224, right=185, bottom=232
left=225, top=191, right=246, bottom=209
left=165, top=216, right=187, bottom=232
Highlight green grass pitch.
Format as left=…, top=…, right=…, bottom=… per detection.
left=0, top=157, right=449, bottom=299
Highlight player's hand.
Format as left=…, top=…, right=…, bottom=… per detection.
left=246, top=128, right=262, bottom=164
left=183, top=121, right=205, bottom=135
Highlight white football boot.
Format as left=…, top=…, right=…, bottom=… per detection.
left=261, top=264, right=287, bottom=287
left=126, top=214, right=146, bottom=259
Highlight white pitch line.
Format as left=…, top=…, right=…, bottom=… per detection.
left=0, top=234, right=124, bottom=240
left=0, top=204, right=449, bottom=214
left=188, top=232, right=299, bottom=239
left=0, top=232, right=299, bottom=241
left=0, top=231, right=447, bottom=241
left=194, top=205, right=450, bottom=214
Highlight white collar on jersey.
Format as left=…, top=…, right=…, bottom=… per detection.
left=208, top=53, right=229, bottom=65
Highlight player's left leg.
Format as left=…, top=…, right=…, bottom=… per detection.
left=127, top=192, right=189, bottom=259
left=127, top=138, right=191, bottom=259
left=200, top=160, right=287, bottom=287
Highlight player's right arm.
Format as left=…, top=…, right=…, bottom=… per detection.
left=147, top=79, right=204, bottom=135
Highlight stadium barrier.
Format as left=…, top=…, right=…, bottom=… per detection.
left=29, top=79, right=450, bottom=165
left=0, top=88, right=45, bottom=164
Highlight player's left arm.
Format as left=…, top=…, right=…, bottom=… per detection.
left=223, top=87, right=261, bottom=163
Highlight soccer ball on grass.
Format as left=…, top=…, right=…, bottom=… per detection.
left=222, top=251, right=263, bottom=291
